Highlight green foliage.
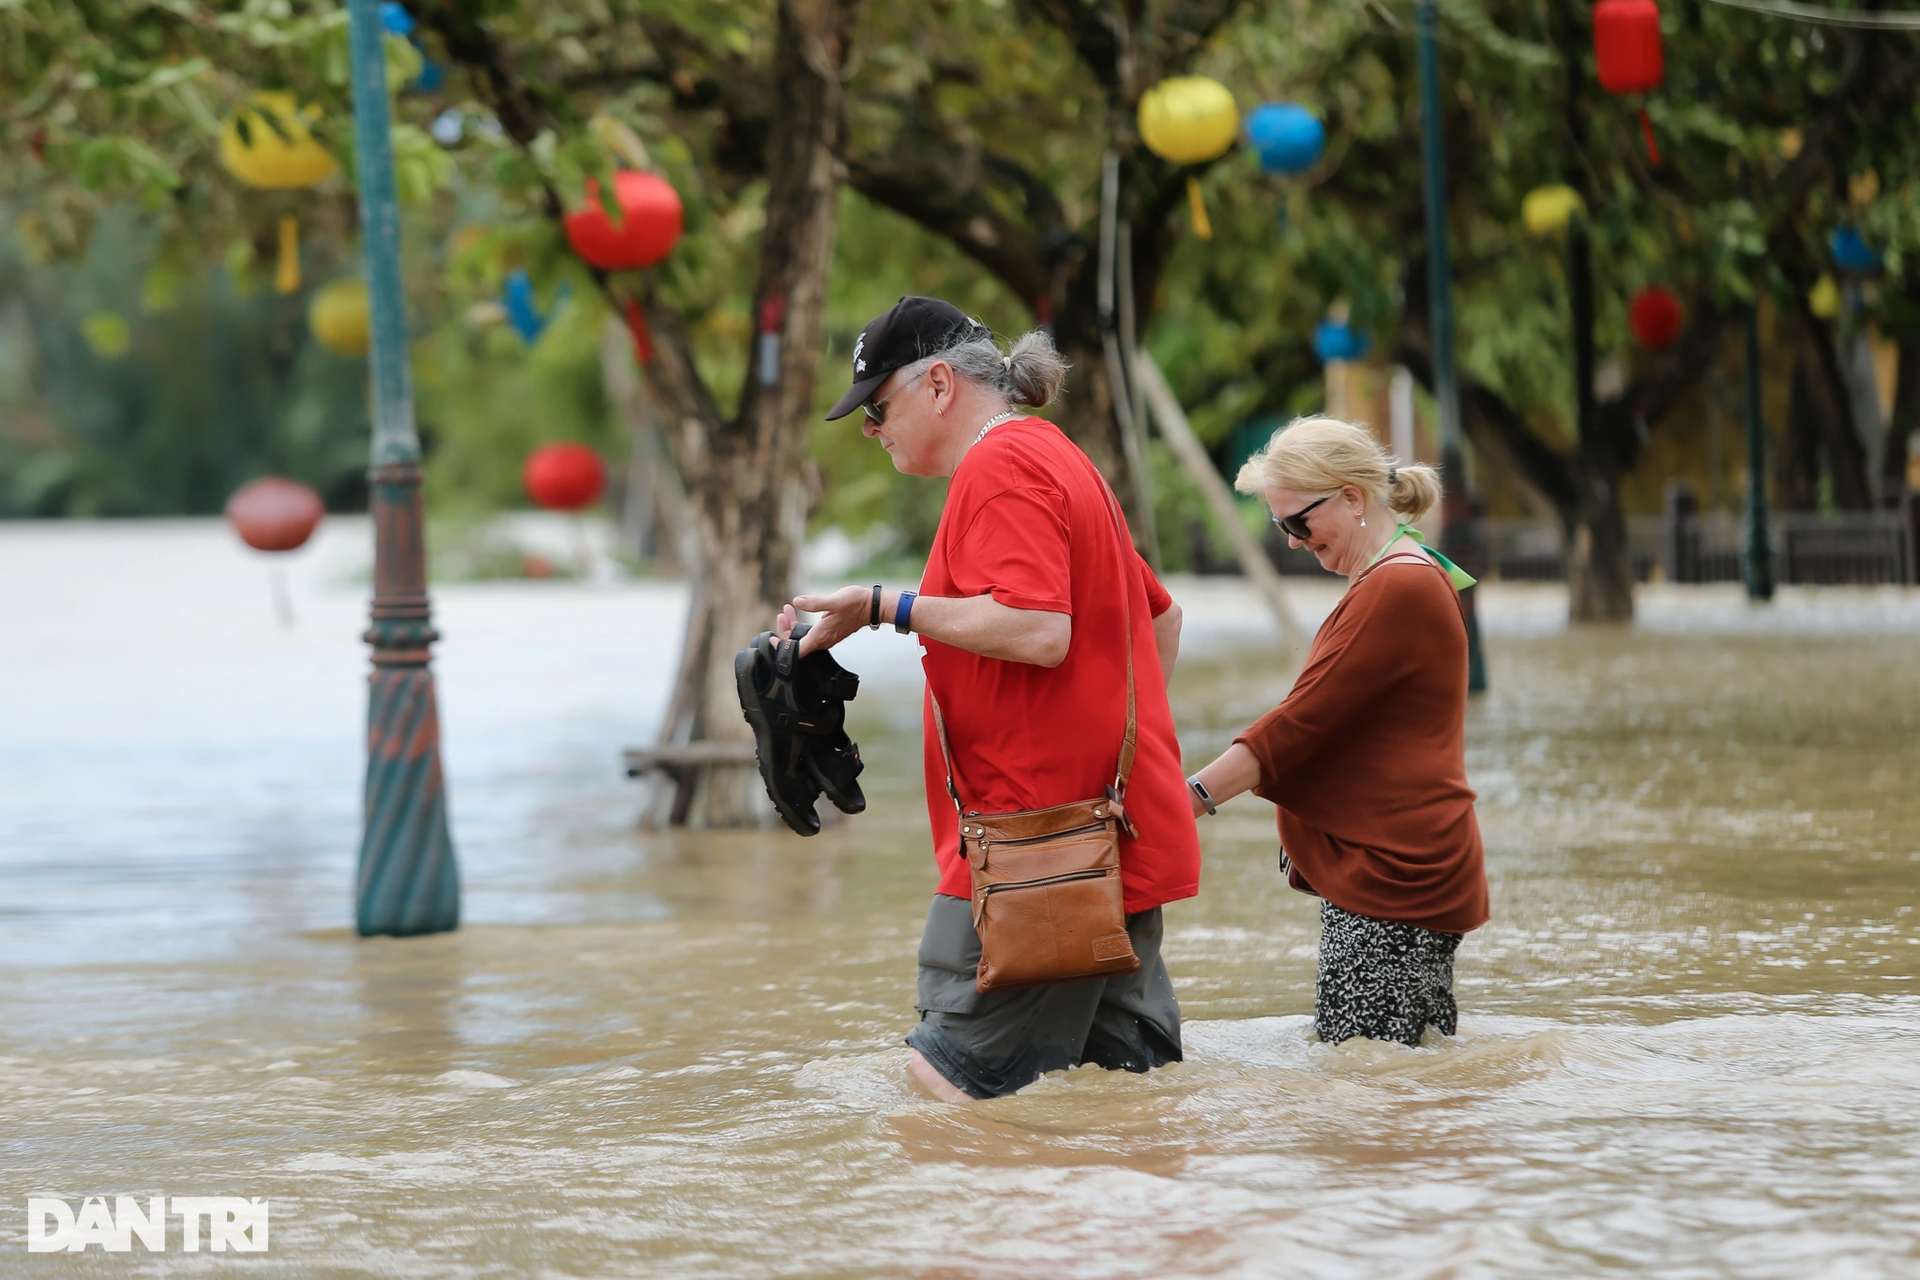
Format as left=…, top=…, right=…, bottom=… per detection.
left=0, top=206, right=371, bottom=516
left=5, top=0, right=1918, bottom=538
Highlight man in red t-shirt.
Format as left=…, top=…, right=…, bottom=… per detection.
left=778, top=297, right=1199, bottom=1100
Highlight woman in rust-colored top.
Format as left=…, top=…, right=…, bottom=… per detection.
left=1184, top=416, right=1488, bottom=1047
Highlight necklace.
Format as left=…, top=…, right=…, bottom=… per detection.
left=972, top=409, right=1017, bottom=446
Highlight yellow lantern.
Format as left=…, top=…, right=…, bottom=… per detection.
left=309, top=278, right=371, bottom=355
left=1848, top=169, right=1880, bottom=209
left=1522, top=184, right=1586, bottom=238
left=1137, top=76, right=1239, bottom=240
left=220, top=93, right=338, bottom=294
left=1808, top=273, right=1841, bottom=320
left=1138, top=77, right=1239, bottom=164
left=220, top=93, right=337, bottom=188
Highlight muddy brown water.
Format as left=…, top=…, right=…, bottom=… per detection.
left=3, top=529, right=1918, bottom=1277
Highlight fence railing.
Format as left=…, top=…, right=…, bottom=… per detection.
left=1663, top=486, right=1919, bottom=586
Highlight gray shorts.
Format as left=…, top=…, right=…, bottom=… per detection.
left=905, top=894, right=1183, bottom=1099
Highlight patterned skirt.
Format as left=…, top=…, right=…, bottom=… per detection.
left=1314, top=900, right=1462, bottom=1047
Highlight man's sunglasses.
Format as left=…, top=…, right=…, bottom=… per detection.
left=861, top=371, right=926, bottom=426
left=1272, top=493, right=1336, bottom=540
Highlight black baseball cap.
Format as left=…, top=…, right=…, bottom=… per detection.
left=824, top=296, right=991, bottom=420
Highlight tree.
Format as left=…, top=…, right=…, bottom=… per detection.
left=1150, top=0, right=1920, bottom=619
left=3, top=0, right=864, bottom=825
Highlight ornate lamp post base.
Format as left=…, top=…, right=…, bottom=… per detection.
left=356, top=464, right=459, bottom=936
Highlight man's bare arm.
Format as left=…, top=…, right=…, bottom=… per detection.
left=778, top=585, right=1070, bottom=667
left=1151, top=599, right=1182, bottom=687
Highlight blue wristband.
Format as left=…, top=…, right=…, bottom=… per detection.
left=893, top=590, right=917, bottom=634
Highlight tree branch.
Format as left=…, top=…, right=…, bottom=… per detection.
left=844, top=148, right=1053, bottom=303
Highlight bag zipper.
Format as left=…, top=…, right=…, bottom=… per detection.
left=978, top=867, right=1112, bottom=897
left=970, top=821, right=1108, bottom=853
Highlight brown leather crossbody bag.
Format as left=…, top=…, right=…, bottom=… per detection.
left=930, top=485, right=1141, bottom=993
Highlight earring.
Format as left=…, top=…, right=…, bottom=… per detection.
left=1360, top=518, right=1367, bottom=527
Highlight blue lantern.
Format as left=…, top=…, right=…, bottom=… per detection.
left=378, top=1, right=415, bottom=34
left=1830, top=227, right=1882, bottom=276
left=1312, top=319, right=1369, bottom=363
left=502, top=269, right=570, bottom=344
left=1245, top=104, right=1326, bottom=175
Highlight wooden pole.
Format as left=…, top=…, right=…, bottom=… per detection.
left=1136, top=353, right=1310, bottom=655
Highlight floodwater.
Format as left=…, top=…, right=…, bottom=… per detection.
left=4, top=520, right=1919, bottom=1277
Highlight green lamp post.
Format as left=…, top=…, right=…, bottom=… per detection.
left=1416, top=0, right=1489, bottom=692
left=346, top=0, right=460, bottom=935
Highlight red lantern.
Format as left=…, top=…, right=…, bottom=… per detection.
left=563, top=171, right=684, bottom=271
left=1629, top=286, right=1683, bottom=350
left=1594, top=0, right=1663, bottom=163
left=524, top=443, right=607, bottom=511
left=226, top=477, right=324, bottom=552
left=1594, top=0, right=1662, bottom=92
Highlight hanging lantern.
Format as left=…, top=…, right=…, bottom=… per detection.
left=1808, top=274, right=1841, bottom=320
left=502, top=269, right=550, bottom=343
left=220, top=93, right=337, bottom=295
left=1830, top=227, right=1882, bottom=276
left=1593, top=0, right=1664, bottom=164
left=1138, top=77, right=1239, bottom=164
left=1848, top=170, right=1880, bottom=209
left=81, top=312, right=131, bottom=359
left=220, top=93, right=337, bottom=188
left=563, top=171, right=684, bottom=271
left=1522, top=184, right=1586, bottom=238
left=309, top=278, right=371, bottom=355
left=1245, top=103, right=1325, bottom=175
left=226, top=477, right=325, bottom=552
left=1138, top=76, right=1239, bottom=241
left=1312, top=319, right=1369, bottom=364
left=1628, top=286, right=1682, bottom=350
left=524, top=444, right=607, bottom=511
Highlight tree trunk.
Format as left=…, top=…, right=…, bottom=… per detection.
left=1567, top=464, right=1635, bottom=619
left=1563, top=217, right=1636, bottom=621
left=1784, top=353, right=1825, bottom=511
left=600, top=317, right=689, bottom=571
left=641, top=0, right=853, bottom=827
left=1884, top=327, right=1920, bottom=500
left=1789, top=298, right=1874, bottom=510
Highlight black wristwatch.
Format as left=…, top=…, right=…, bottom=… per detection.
left=868, top=584, right=882, bottom=630
left=1187, top=774, right=1217, bottom=816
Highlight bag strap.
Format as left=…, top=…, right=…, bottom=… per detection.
left=931, top=477, right=1137, bottom=816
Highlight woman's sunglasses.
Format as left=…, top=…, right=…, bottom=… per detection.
left=1272, top=493, right=1336, bottom=540
left=861, top=371, right=926, bottom=426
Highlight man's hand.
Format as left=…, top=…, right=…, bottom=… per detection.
left=777, top=585, right=875, bottom=657
left=779, top=587, right=1071, bottom=666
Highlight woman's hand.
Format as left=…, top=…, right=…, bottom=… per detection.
left=1190, top=743, right=1263, bottom=816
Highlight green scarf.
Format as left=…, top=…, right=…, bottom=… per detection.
left=1365, top=524, right=1477, bottom=591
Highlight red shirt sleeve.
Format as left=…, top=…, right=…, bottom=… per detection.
left=944, top=487, right=1073, bottom=614
left=1140, top=551, right=1172, bottom=616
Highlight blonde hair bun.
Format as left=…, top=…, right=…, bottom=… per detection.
left=1233, top=415, right=1441, bottom=522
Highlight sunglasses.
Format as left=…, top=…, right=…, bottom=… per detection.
left=861, top=371, right=926, bottom=426
left=1271, top=494, right=1336, bottom=540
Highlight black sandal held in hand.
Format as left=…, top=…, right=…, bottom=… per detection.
left=783, top=631, right=865, bottom=816
left=734, top=623, right=864, bottom=836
